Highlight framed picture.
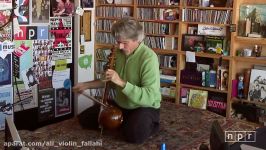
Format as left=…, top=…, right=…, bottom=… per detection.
left=81, top=0, right=93, bottom=8
left=80, top=10, right=91, bottom=41
left=248, top=69, right=266, bottom=103
left=182, top=34, right=205, bottom=52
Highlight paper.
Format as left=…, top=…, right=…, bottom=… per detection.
left=186, top=51, right=196, bottom=62
left=80, top=35, right=85, bottom=45
left=55, top=59, right=67, bottom=71
left=0, top=87, right=13, bottom=130
left=52, top=69, right=70, bottom=89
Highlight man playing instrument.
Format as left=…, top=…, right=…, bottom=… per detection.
left=73, top=17, right=161, bottom=144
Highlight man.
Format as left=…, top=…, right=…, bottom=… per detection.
left=73, top=17, right=161, bottom=144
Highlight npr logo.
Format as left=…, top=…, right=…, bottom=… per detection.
left=225, top=131, right=256, bottom=142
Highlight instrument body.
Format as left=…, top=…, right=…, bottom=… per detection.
left=98, top=47, right=123, bottom=130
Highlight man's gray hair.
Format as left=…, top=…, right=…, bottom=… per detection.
left=111, top=17, right=144, bottom=42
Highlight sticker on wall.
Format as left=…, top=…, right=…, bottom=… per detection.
left=55, top=59, right=67, bottom=71
left=79, top=55, right=92, bottom=69
left=50, top=17, right=72, bottom=61
left=0, top=0, right=12, bottom=10
left=55, top=87, right=71, bottom=117
left=14, top=26, right=49, bottom=40
left=0, top=87, right=13, bottom=130
left=32, top=0, right=50, bottom=24
left=38, top=88, right=55, bottom=122
left=14, top=0, right=29, bottom=25
left=52, top=68, right=70, bottom=89
left=0, top=41, right=15, bottom=59
left=0, top=54, right=12, bottom=87
left=63, top=79, right=71, bottom=89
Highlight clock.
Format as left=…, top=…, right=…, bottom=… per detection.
left=106, top=0, right=114, bottom=4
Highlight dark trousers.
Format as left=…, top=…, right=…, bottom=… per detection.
left=78, top=103, right=160, bottom=144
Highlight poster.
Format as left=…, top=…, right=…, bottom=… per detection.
left=32, top=0, right=50, bottom=23
left=21, top=68, right=39, bottom=90
left=50, top=17, right=72, bottom=61
left=55, top=88, right=71, bottom=117
left=0, top=23, right=12, bottom=41
left=13, top=82, right=38, bottom=112
left=0, top=54, right=12, bottom=87
left=14, top=0, right=29, bottom=24
left=0, top=87, right=13, bottom=130
left=80, top=11, right=91, bottom=41
left=50, top=0, right=74, bottom=17
left=38, top=88, right=55, bottom=122
left=32, top=40, right=52, bottom=79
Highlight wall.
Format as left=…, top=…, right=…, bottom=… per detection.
left=74, top=1, right=95, bottom=115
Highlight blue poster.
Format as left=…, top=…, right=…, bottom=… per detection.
left=0, top=87, right=13, bottom=130
left=0, top=54, right=11, bottom=86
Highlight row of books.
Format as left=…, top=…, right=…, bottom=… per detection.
left=181, top=8, right=232, bottom=24
left=181, top=88, right=227, bottom=116
left=95, top=32, right=116, bottom=44
left=161, top=86, right=176, bottom=98
left=144, top=36, right=177, bottom=50
left=160, top=74, right=176, bottom=84
left=96, top=7, right=132, bottom=18
left=137, top=0, right=178, bottom=5
left=96, top=19, right=113, bottom=31
left=95, top=48, right=111, bottom=60
left=137, top=8, right=178, bottom=21
left=184, top=0, right=232, bottom=7
left=158, top=55, right=177, bottom=68
left=141, top=22, right=170, bottom=35
left=180, top=68, right=228, bottom=90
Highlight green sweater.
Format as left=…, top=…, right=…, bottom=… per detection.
left=114, top=42, right=161, bottom=109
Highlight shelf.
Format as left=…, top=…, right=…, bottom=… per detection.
left=234, top=56, right=266, bottom=64
left=95, top=43, right=115, bottom=48
left=234, top=36, right=266, bottom=45
left=154, top=49, right=178, bottom=54
left=161, top=82, right=176, bottom=87
left=137, top=5, right=179, bottom=8
left=182, top=6, right=233, bottom=10
left=97, top=4, right=134, bottom=7
left=179, top=51, right=232, bottom=60
left=137, top=19, right=179, bottom=23
left=181, top=21, right=231, bottom=26
left=180, top=84, right=228, bottom=93
left=162, top=94, right=176, bottom=99
left=160, top=67, right=177, bottom=71
left=231, top=98, right=266, bottom=107
left=145, top=33, right=179, bottom=38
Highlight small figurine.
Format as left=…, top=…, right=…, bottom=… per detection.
left=238, top=74, right=244, bottom=99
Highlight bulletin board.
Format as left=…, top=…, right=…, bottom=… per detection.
left=0, top=0, right=75, bottom=131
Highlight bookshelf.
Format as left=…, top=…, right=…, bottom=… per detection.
left=95, top=0, right=266, bottom=121
left=229, top=0, right=266, bottom=123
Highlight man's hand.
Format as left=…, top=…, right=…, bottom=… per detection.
left=105, top=69, right=126, bottom=88
left=72, top=82, right=89, bottom=93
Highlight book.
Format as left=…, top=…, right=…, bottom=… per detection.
left=197, top=24, right=226, bottom=36
left=180, top=87, right=190, bottom=104
left=207, top=91, right=227, bottom=117
left=188, top=89, right=208, bottom=109
left=248, top=69, right=266, bottom=102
